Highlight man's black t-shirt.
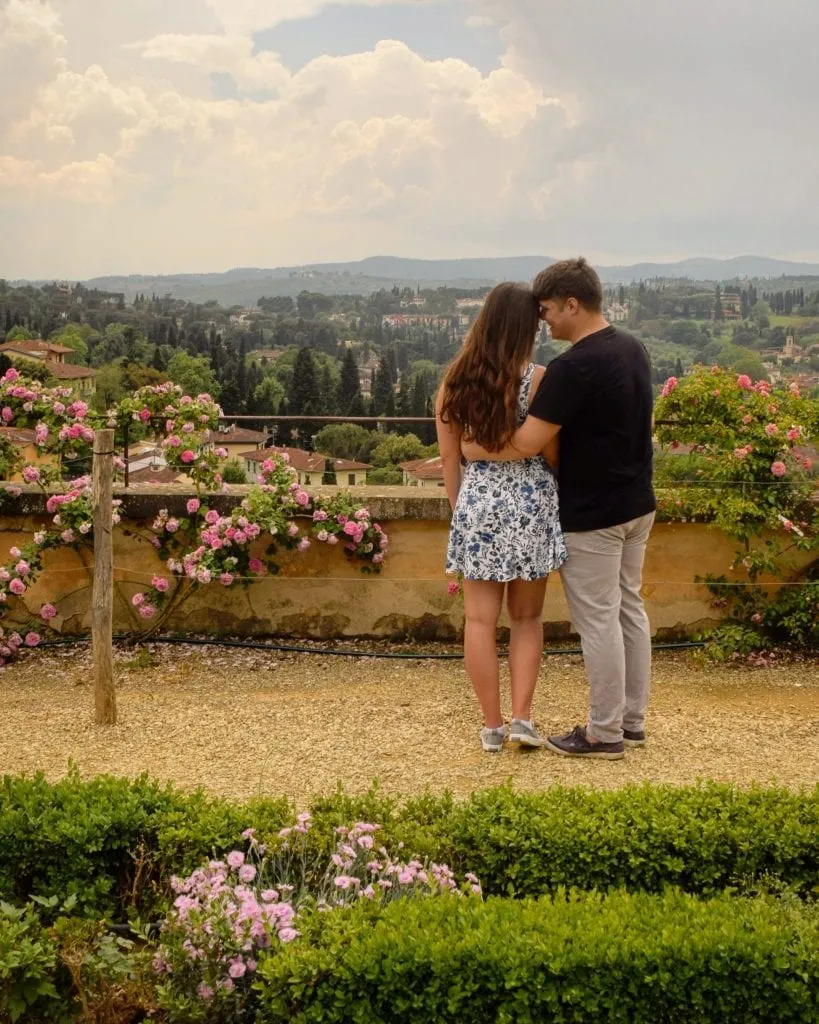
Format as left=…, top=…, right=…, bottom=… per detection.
left=528, top=325, right=655, bottom=532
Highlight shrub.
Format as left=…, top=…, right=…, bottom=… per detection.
left=256, top=891, right=819, bottom=1023
left=0, top=902, right=66, bottom=1024
left=1, top=775, right=817, bottom=925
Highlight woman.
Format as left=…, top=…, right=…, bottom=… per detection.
left=436, top=282, right=566, bottom=752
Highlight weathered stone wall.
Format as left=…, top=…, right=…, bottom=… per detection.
left=1, top=486, right=810, bottom=640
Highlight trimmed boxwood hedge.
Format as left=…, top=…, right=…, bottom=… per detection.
left=255, top=891, right=819, bottom=1023
left=1, top=770, right=816, bottom=920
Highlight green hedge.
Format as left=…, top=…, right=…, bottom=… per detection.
left=1, top=771, right=816, bottom=921
left=257, top=891, right=819, bottom=1023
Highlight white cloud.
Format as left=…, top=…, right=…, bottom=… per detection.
left=205, top=0, right=435, bottom=35
left=3, top=0, right=816, bottom=276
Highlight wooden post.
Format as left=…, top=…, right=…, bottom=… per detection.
left=92, top=429, right=117, bottom=726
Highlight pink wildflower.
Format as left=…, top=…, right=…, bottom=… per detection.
left=238, top=864, right=256, bottom=883
left=197, top=984, right=214, bottom=1001
left=227, top=851, right=245, bottom=869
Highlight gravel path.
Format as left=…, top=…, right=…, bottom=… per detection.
left=2, top=644, right=817, bottom=804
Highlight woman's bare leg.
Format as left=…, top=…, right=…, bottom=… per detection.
left=462, top=580, right=506, bottom=727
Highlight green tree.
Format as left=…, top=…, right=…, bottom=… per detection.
left=49, top=324, right=92, bottom=364
left=338, top=346, right=362, bottom=413
left=370, top=432, right=436, bottom=468
left=248, top=374, right=286, bottom=415
left=167, top=351, right=221, bottom=399
left=371, top=356, right=393, bottom=415
left=288, top=347, right=319, bottom=415
left=4, top=325, right=36, bottom=341
left=313, top=423, right=377, bottom=462
left=222, top=458, right=248, bottom=484
left=91, top=364, right=124, bottom=412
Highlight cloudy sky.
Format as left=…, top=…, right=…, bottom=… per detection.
left=2, top=0, right=818, bottom=278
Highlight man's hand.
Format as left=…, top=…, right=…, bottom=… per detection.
left=462, top=416, right=561, bottom=462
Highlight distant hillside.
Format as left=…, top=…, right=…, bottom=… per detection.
left=11, top=254, right=819, bottom=305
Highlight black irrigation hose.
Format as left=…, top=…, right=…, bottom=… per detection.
left=36, top=634, right=706, bottom=659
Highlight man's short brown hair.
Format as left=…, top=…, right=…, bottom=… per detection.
left=533, top=257, right=603, bottom=313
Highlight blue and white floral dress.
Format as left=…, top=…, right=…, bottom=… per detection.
left=445, top=364, right=567, bottom=582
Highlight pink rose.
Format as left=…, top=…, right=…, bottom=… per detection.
left=24, top=632, right=40, bottom=647
left=151, top=576, right=170, bottom=592
left=139, top=604, right=156, bottom=618
left=186, top=498, right=200, bottom=514
left=327, top=534, right=338, bottom=546
left=205, top=509, right=220, bottom=525
left=219, top=572, right=234, bottom=586
left=248, top=558, right=264, bottom=575
left=786, top=427, right=802, bottom=442
left=9, top=578, right=25, bottom=596
left=317, top=530, right=329, bottom=542
left=660, top=376, right=678, bottom=397
left=343, top=521, right=358, bottom=536
left=298, top=538, right=310, bottom=552
left=736, top=374, right=753, bottom=390
left=770, top=461, right=786, bottom=478
left=295, top=490, right=310, bottom=507
left=180, top=450, right=195, bottom=464
left=40, top=603, right=57, bottom=621
left=448, top=580, right=459, bottom=595
left=764, top=423, right=778, bottom=436
left=22, top=466, right=40, bottom=483
left=372, top=552, right=383, bottom=564
left=132, top=593, right=145, bottom=607
left=288, top=523, right=299, bottom=537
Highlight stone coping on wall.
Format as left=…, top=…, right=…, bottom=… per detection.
left=2, top=484, right=454, bottom=522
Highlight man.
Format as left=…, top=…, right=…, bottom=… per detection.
left=462, top=257, right=655, bottom=759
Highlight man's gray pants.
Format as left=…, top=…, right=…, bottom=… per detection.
left=559, top=512, right=655, bottom=744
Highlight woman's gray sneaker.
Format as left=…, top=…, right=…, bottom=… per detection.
left=509, top=718, right=544, bottom=747
left=480, top=725, right=507, bottom=753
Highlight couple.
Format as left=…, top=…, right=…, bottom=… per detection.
left=436, top=258, right=655, bottom=760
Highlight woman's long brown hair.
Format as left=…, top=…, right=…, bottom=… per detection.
left=438, top=282, right=540, bottom=451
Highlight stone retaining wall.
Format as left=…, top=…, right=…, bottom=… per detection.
left=1, top=486, right=808, bottom=641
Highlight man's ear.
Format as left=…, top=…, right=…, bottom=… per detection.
left=566, top=297, right=579, bottom=315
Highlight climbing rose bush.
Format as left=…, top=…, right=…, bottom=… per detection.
left=654, top=366, right=818, bottom=655
left=0, top=371, right=387, bottom=659
left=130, top=450, right=387, bottom=624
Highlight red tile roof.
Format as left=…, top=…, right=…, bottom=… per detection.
left=46, top=363, right=97, bottom=379
left=206, top=426, right=268, bottom=445
left=0, top=340, right=74, bottom=355
left=0, top=426, right=37, bottom=445
left=400, top=456, right=444, bottom=480
left=244, top=446, right=326, bottom=473
left=331, top=459, right=372, bottom=471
